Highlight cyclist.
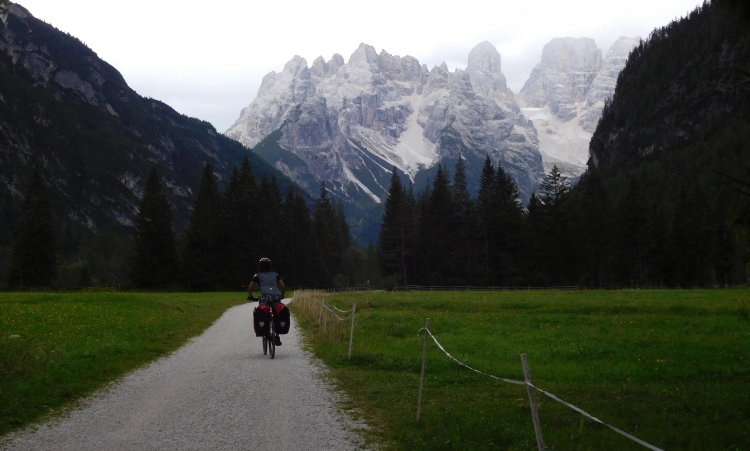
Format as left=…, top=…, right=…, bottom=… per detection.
left=247, top=257, right=286, bottom=345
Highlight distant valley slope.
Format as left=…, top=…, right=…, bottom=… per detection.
left=0, top=2, right=295, bottom=244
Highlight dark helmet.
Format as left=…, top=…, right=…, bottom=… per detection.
left=259, top=257, right=272, bottom=271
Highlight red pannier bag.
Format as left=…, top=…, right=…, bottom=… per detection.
left=253, top=304, right=271, bottom=337
left=273, top=303, right=291, bottom=334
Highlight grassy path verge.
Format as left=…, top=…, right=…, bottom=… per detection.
left=292, top=290, right=750, bottom=450
left=0, top=291, right=245, bottom=436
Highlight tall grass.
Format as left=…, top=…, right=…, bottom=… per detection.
left=291, top=290, right=354, bottom=342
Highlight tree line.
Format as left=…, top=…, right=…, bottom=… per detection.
left=6, top=153, right=748, bottom=291
left=378, top=155, right=749, bottom=289
left=5, top=157, right=379, bottom=290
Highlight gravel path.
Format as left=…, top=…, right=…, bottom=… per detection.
left=1, top=300, right=366, bottom=451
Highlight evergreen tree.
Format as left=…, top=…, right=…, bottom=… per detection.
left=365, top=241, right=380, bottom=289
left=282, top=187, right=323, bottom=287
left=614, top=178, right=650, bottom=287
left=476, top=155, right=497, bottom=279
left=413, top=180, right=432, bottom=284
left=182, top=162, right=222, bottom=290
left=130, top=166, right=178, bottom=288
left=580, top=170, right=612, bottom=288
left=524, top=192, right=547, bottom=285
left=336, top=200, right=352, bottom=252
left=257, top=174, right=285, bottom=268
left=537, top=165, right=574, bottom=284
left=452, top=156, right=476, bottom=283
left=378, top=168, right=412, bottom=284
left=313, top=182, right=341, bottom=285
left=425, top=164, right=456, bottom=283
left=8, top=166, right=57, bottom=287
left=219, top=157, right=258, bottom=288
left=493, top=163, right=524, bottom=284
left=667, top=184, right=710, bottom=287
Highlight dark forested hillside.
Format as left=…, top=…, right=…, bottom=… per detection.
left=0, top=3, right=302, bottom=284
left=583, top=0, right=750, bottom=287
left=589, top=1, right=750, bottom=171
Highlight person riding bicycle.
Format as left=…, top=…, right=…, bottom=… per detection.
left=247, top=257, right=286, bottom=345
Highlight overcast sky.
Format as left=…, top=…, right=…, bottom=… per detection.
left=21, top=0, right=702, bottom=132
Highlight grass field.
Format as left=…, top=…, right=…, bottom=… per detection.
left=0, top=291, right=246, bottom=436
left=291, top=289, right=750, bottom=450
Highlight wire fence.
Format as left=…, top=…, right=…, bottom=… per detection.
left=395, top=284, right=750, bottom=292
left=291, top=290, right=356, bottom=343
left=417, top=324, right=665, bottom=451
left=296, top=287, right=670, bottom=450
left=394, top=285, right=580, bottom=291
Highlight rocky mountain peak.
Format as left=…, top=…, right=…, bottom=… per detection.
left=310, top=53, right=346, bottom=80
left=466, top=41, right=508, bottom=101
left=517, top=36, right=639, bottom=179
left=540, top=37, right=601, bottom=71
left=467, top=40, right=502, bottom=74
left=348, top=42, right=379, bottom=71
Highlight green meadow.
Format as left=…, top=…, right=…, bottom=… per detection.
left=0, top=291, right=245, bottom=436
left=292, top=289, right=750, bottom=450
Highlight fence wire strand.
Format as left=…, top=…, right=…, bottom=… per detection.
left=422, top=328, right=664, bottom=451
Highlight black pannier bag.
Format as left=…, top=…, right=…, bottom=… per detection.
left=273, top=303, right=291, bottom=334
left=253, top=304, right=271, bottom=337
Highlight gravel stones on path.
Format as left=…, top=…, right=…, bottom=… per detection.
left=1, top=300, right=366, bottom=451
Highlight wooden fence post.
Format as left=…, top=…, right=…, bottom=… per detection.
left=348, top=301, right=357, bottom=359
left=521, top=354, right=547, bottom=451
left=416, top=318, right=431, bottom=421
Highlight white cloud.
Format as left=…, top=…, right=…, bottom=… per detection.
left=21, top=0, right=702, bottom=131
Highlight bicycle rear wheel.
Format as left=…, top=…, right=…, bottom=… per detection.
left=269, top=319, right=276, bottom=359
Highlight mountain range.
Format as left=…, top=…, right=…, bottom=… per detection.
left=226, top=36, right=639, bottom=219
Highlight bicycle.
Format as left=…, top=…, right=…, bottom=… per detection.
left=250, top=295, right=280, bottom=359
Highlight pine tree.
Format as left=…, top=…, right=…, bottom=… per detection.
left=491, top=164, right=524, bottom=284
left=413, top=180, right=432, bottom=284
left=537, top=165, right=574, bottom=284
left=580, top=170, right=612, bottom=288
left=426, top=164, right=456, bottom=283
left=282, top=187, right=321, bottom=286
left=378, top=168, right=411, bottom=285
left=365, top=241, right=380, bottom=289
left=182, top=162, right=222, bottom=290
left=452, top=156, right=476, bottom=283
left=219, top=156, right=259, bottom=287
left=614, top=178, right=649, bottom=288
left=8, top=166, right=57, bottom=287
left=476, top=155, right=496, bottom=278
left=524, top=192, right=546, bottom=285
left=257, top=174, right=285, bottom=268
left=130, top=166, right=178, bottom=288
left=313, top=182, right=340, bottom=285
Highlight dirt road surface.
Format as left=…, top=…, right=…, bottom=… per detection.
left=1, top=300, right=365, bottom=450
